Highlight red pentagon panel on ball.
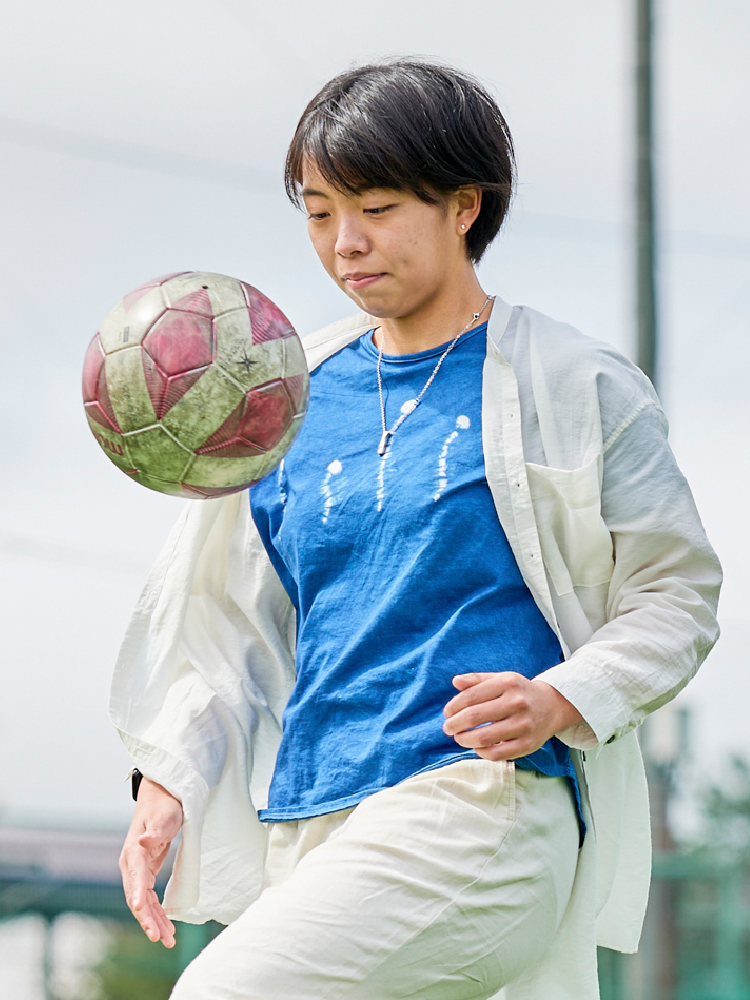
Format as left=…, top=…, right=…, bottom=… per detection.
left=171, top=288, right=215, bottom=320
left=196, top=380, right=293, bottom=457
left=142, top=295, right=214, bottom=374
left=141, top=295, right=214, bottom=419
left=240, top=282, right=295, bottom=345
left=237, top=381, right=294, bottom=450
left=160, top=367, right=209, bottom=414
left=195, top=397, right=251, bottom=457
left=82, top=334, right=122, bottom=433
left=141, top=353, right=209, bottom=421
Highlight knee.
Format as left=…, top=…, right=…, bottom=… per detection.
left=169, top=961, right=204, bottom=1000
left=169, top=945, right=225, bottom=1000
left=169, top=944, right=282, bottom=1000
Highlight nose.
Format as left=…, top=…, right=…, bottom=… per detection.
left=334, top=214, right=369, bottom=258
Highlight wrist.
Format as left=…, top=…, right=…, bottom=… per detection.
left=535, top=680, right=583, bottom=735
left=131, top=772, right=181, bottom=807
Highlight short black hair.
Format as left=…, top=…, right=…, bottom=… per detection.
left=285, top=60, right=515, bottom=263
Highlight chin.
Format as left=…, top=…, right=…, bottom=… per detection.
left=360, top=304, right=401, bottom=319
left=346, top=291, right=404, bottom=319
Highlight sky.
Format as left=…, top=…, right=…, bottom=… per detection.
left=0, top=0, right=748, bottom=825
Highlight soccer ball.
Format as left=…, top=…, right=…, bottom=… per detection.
left=82, top=271, right=309, bottom=498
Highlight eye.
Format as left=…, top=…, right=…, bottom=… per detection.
left=364, top=204, right=395, bottom=216
left=307, top=211, right=330, bottom=221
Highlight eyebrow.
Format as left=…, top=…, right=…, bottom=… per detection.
left=301, top=188, right=329, bottom=198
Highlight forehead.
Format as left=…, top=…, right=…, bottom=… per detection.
left=299, top=160, right=336, bottom=197
left=300, top=160, right=398, bottom=202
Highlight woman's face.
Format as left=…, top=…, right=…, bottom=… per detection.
left=301, top=161, right=474, bottom=320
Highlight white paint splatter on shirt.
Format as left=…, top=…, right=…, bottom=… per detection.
left=375, top=401, right=415, bottom=512
left=434, top=415, right=471, bottom=501
left=277, top=458, right=287, bottom=506
left=376, top=448, right=388, bottom=512
left=321, top=459, right=343, bottom=523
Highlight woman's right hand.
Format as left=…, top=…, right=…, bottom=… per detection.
left=119, top=777, right=184, bottom=948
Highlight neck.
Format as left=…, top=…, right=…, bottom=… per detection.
left=372, top=269, right=491, bottom=355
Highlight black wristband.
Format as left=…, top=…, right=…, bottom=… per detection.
left=131, top=768, right=144, bottom=802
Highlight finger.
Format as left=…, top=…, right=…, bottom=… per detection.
left=131, top=892, right=161, bottom=942
left=137, top=833, right=173, bottom=879
left=444, top=679, right=497, bottom=717
left=138, top=827, right=172, bottom=857
left=449, top=719, right=527, bottom=750
left=447, top=672, right=529, bottom=719
left=443, top=699, right=510, bottom=736
left=444, top=676, right=512, bottom=718
left=451, top=672, right=493, bottom=691
left=133, top=887, right=172, bottom=944
left=121, top=854, right=172, bottom=947
left=148, top=890, right=177, bottom=948
left=121, top=846, right=156, bottom=911
left=128, top=862, right=156, bottom=915
left=475, top=741, right=527, bottom=762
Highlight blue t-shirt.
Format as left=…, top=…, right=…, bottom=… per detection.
left=250, top=322, right=579, bottom=823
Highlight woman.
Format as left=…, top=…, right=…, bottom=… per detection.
left=114, top=61, right=721, bottom=999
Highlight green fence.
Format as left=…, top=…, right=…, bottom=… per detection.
left=599, top=852, right=750, bottom=1000
left=0, top=866, right=221, bottom=997
left=5, top=848, right=750, bottom=998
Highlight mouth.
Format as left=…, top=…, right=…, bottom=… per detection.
left=341, top=272, right=386, bottom=291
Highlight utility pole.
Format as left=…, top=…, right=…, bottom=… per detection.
left=635, top=3, right=677, bottom=996
left=636, top=0, right=658, bottom=386
left=601, top=9, right=667, bottom=988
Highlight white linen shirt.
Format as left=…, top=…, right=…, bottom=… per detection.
left=109, top=298, right=721, bottom=955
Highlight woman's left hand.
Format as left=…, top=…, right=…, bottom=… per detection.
left=442, top=672, right=583, bottom=761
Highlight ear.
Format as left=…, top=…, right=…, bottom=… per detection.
left=455, top=186, right=482, bottom=235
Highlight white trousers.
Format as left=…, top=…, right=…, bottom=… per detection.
left=171, top=759, right=597, bottom=1000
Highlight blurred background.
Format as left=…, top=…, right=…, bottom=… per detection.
left=0, top=0, right=748, bottom=997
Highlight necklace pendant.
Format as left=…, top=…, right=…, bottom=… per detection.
left=377, top=430, right=391, bottom=456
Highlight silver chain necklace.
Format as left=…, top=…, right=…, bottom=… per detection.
left=376, top=294, right=494, bottom=456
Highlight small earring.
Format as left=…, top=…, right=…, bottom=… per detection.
left=460, top=224, right=466, bottom=230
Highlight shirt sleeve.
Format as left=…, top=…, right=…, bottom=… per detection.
left=537, top=402, right=722, bottom=747
left=109, top=491, right=298, bottom=920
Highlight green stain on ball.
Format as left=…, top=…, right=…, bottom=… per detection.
left=160, top=366, right=246, bottom=451
left=124, top=425, right=192, bottom=481
left=105, top=347, right=158, bottom=432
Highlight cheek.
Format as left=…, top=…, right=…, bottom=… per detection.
left=307, top=225, right=336, bottom=272
left=396, top=214, right=448, bottom=266
left=390, top=228, right=442, bottom=280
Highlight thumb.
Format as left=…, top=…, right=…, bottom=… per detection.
left=138, top=826, right=172, bottom=856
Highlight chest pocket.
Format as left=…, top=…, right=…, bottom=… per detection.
left=525, top=456, right=614, bottom=597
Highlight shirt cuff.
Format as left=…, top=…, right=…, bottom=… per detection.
left=536, top=659, right=624, bottom=749
left=554, top=720, right=599, bottom=750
